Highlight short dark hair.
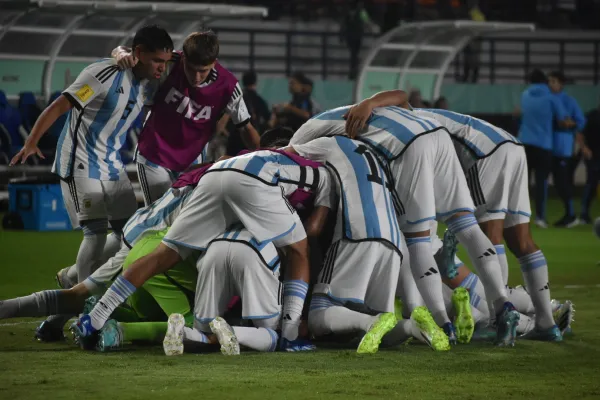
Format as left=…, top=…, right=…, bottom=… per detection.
left=529, top=69, right=548, bottom=84
left=132, top=25, right=173, bottom=53
left=549, top=70, right=567, bottom=84
left=183, top=31, right=219, bottom=66
left=242, top=71, right=257, bottom=87
left=260, top=127, right=295, bottom=148
left=290, top=71, right=312, bottom=87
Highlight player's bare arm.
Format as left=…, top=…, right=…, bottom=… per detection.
left=238, top=122, right=261, bottom=149
left=10, top=95, right=73, bottom=165
left=344, top=90, right=409, bottom=138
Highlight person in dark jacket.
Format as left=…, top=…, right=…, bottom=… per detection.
left=548, top=71, right=586, bottom=227
left=580, top=102, right=600, bottom=224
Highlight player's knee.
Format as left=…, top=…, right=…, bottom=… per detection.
left=478, top=220, right=504, bottom=244
left=403, top=229, right=430, bottom=239
left=81, top=219, right=108, bottom=236
left=504, top=224, right=539, bottom=258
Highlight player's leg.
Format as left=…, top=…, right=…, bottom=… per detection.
left=434, top=134, right=513, bottom=336
left=136, top=161, right=174, bottom=206
left=0, top=283, right=89, bottom=320
left=225, top=242, right=282, bottom=352
left=396, top=248, right=424, bottom=318
left=223, top=174, right=310, bottom=347
left=580, top=158, right=600, bottom=223
left=503, top=146, right=561, bottom=341
left=393, top=139, right=453, bottom=332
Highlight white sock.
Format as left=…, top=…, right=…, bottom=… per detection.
left=308, top=305, right=378, bottom=337
left=406, top=238, right=450, bottom=326
left=508, top=286, right=535, bottom=315
left=0, top=290, right=67, bottom=318
left=447, top=215, right=507, bottom=314
left=381, top=319, right=415, bottom=347
left=516, top=313, right=535, bottom=334
left=518, top=251, right=554, bottom=329
left=281, top=280, right=308, bottom=341
left=183, top=327, right=208, bottom=344
left=495, top=245, right=509, bottom=287
left=77, top=220, right=108, bottom=282
left=397, top=257, right=424, bottom=317
left=233, top=326, right=279, bottom=352
left=89, top=276, right=136, bottom=330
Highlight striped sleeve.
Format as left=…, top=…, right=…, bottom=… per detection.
left=63, top=60, right=119, bottom=109
left=226, top=81, right=251, bottom=126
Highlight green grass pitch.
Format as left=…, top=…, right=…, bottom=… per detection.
left=1, top=198, right=600, bottom=400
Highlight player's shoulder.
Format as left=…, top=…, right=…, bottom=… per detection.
left=81, top=58, right=119, bottom=77
left=213, top=62, right=239, bottom=87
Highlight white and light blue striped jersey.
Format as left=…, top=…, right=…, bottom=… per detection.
left=291, top=105, right=445, bottom=161
left=123, top=188, right=192, bottom=247
left=414, top=109, right=521, bottom=159
left=207, top=149, right=323, bottom=197
left=53, top=58, right=149, bottom=181
left=293, top=136, right=403, bottom=252
left=210, top=224, right=281, bottom=273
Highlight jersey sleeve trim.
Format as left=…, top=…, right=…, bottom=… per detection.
left=62, top=92, right=83, bottom=110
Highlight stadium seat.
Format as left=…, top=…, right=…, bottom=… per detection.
left=0, top=90, right=23, bottom=156
left=18, top=92, right=41, bottom=134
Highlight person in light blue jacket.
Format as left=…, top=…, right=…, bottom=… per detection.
left=548, top=71, right=586, bottom=227
left=519, top=69, right=573, bottom=228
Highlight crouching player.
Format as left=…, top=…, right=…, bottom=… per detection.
left=288, top=135, right=450, bottom=353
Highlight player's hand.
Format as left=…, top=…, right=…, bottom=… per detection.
left=582, top=146, right=593, bottom=160
left=117, top=52, right=138, bottom=70
left=9, top=143, right=44, bottom=166
left=344, top=101, right=374, bottom=138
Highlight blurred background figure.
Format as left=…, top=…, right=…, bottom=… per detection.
left=548, top=71, right=586, bottom=227
left=225, top=70, right=271, bottom=156
left=519, top=69, right=573, bottom=228
left=409, top=90, right=426, bottom=108
left=580, top=98, right=600, bottom=224
left=270, top=72, right=320, bottom=131
left=339, top=0, right=378, bottom=80
left=434, top=96, right=449, bottom=110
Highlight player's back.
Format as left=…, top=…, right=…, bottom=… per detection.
left=208, top=149, right=322, bottom=196
left=298, top=135, right=403, bottom=250
left=311, top=105, right=445, bottom=161
left=414, top=109, right=520, bottom=160
left=138, top=55, right=240, bottom=172
left=53, top=58, right=147, bottom=180
left=123, top=187, right=192, bottom=246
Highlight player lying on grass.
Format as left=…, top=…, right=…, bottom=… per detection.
left=73, top=144, right=333, bottom=351
left=112, top=30, right=261, bottom=205
left=344, top=90, right=562, bottom=342
left=291, top=103, right=519, bottom=347
left=287, top=135, right=450, bottom=353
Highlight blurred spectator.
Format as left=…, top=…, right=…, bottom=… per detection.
left=270, top=72, right=320, bottom=131
left=0, top=90, right=22, bottom=157
left=518, top=69, right=573, bottom=227
left=408, top=90, right=426, bottom=108
left=548, top=71, right=586, bottom=227
left=434, top=96, right=449, bottom=109
left=225, top=71, right=271, bottom=156
left=340, top=1, right=378, bottom=80
left=579, top=100, right=600, bottom=224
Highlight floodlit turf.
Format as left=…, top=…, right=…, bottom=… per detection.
left=1, top=198, right=600, bottom=399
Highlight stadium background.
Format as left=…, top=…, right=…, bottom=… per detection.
left=1, top=1, right=600, bottom=399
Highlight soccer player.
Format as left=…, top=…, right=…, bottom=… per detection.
left=10, top=25, right=173, bottom=286
left=73, top=148, right=331, bottom=351
left=288, top=135, right=449, bottom=353
left=112, top=30, right=261, bottom=205
left=291, top=102, right=518, bottom=346
left=409, top=106, right=563, bottom=341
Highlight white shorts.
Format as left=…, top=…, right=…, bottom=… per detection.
left=163, top=171, right=306, bottom=256
left=393, top=130, right=475, bottom=233
left=61, top=177, right=137, bottom=228
left=467, top=144, right=531, bottom=228
left=194, top=240, right=282, bottom=332
left=314, top=239, right=402, bottom=313
left=136, top=162, right=178, bottom=207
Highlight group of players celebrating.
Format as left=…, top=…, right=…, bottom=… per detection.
left=2, top=24, right=574, bottom=355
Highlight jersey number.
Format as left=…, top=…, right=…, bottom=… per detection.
left=354, top=145, right=383, bottom=185
left=121, top=100, right=136, bottom=120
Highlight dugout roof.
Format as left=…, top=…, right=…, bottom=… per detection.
left=0, top=0, right=268, bottom=101
left=354, top=20, right=535, bottom=102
